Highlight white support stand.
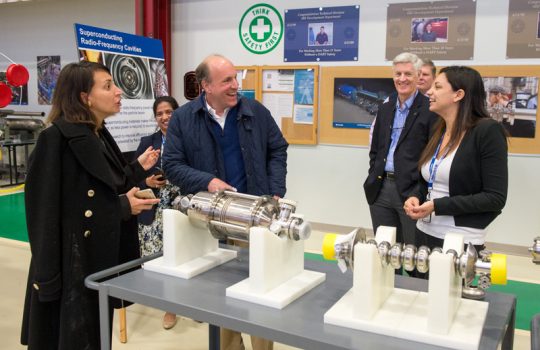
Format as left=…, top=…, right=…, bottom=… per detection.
left=324, top=228, right=489, bottom=350
left=144, top=209, right=237, bottom=279
left=428, top=233, right=464, bottom=334
left=353, top=226, right=396, bottom=319
left=226, top=227, right=326, bottom=309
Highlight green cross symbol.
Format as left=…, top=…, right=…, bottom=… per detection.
left=250, top=16, right=273, bottom=42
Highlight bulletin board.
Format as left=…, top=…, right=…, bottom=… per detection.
left=319, top=66, right=392, bottom=146
left=319, top=65, right=540, bottom=154
left=235, top=66, right=260, bottom=101
left=260, top=65, right=319, bottom=145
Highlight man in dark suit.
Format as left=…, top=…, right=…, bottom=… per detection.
left=364, top=52, right=437, bottom=249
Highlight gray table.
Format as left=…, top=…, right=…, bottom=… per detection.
left=86, top=249, right=516, bottom=350
left=532, top=313, right=540, bottom=350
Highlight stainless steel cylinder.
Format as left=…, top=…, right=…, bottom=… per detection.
left=173, top=190, right=310, bottom=242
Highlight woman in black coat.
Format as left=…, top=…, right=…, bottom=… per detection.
left=20, top=61, right=160, bottom=350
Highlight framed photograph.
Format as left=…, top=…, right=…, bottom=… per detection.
left=411, top=17, right=449, bottom=43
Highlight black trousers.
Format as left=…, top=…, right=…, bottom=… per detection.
left=368, top=178, right=418, bottom=246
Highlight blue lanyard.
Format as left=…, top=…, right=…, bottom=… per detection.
left=427, top=133, right=451, bottom=190
left=160, top=134, right=166, bottom=168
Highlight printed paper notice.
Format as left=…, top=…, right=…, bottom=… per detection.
left=262, top=93, right=294, bottom=129
left=294, top=105, right=313, bottom=124
left=263, top=69, right=295, bottom=92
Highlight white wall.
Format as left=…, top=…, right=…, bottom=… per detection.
left=171, top=0, right=539, bottom=248
left=0, top=0, right=536, bottom=248
left=0, top=0, right=135, bottom=115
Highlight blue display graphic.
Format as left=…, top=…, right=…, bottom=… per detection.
left=333, top=77, right=395, bottom=129
left=75, top=23, right=164, bottom=59
left=294, top=70, right=314, bottom=105
left=284, top=6, right=359, bottom=62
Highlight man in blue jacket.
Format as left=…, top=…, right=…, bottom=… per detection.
left=163, top=54, right=287, bottom=350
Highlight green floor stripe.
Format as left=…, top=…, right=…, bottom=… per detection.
left=304, top=252, right=330, bottom=262
left=0, top=192, right=28, bottom=242
left=488, top=280, right=540, bottom=331
left=305, top=252, right=540, bottom=331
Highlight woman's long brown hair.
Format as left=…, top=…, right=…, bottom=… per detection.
left=418, top=66, right=491, bottom=167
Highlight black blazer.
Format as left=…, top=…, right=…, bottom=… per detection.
left=364, top=92, right=438, bottom=204
left=416, top=118, right=508, bottom=229
left=134, top=130, right=163, bottom=225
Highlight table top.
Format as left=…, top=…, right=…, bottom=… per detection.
left=99, top=250, right=516, bottom=350
left=0, top=139, right=36, bottom=146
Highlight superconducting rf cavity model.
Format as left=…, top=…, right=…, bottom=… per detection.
left=145, top=191, right=325, bottom=309
left=171, top=190, right=311, bottom=242
left=323, top=228, right=506, bottom=300
left=322, top=226, right=507, bottom=350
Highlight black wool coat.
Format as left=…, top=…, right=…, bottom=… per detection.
left=21, top=119, right=145, bottom=350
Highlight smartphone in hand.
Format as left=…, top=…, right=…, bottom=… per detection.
left=134, top=188, right=157, bottom=199
left=154, top=167, right=166, bottom=181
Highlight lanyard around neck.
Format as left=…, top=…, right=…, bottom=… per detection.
left=427, top=132, right=451, bottom=190
left=161, top=134, right=166, bottom=168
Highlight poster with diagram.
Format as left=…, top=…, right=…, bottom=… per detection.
left=75, top=23, right=168, bottom=152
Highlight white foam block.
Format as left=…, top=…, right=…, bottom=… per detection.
left=352, top=226, right=396, bottom=320
left=324, top=288, right=488, bottom=350
left=226, top=227, right=325, bottom=309
left=143, top=209, right=237, bottom=279
left=226, top=269, right=326, bottom=309
left=428, top=233, right=464, bottom=334
left=144, top=249, right=237, bottom=279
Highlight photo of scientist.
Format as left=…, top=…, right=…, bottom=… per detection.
left=411, top=18, right=448, bottom=43
left=308, top=22, right=333, bottom=46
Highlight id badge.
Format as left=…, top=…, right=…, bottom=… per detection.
left=422, top=190, right=432, bottom=223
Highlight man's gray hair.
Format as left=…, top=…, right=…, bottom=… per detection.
left=392, top=52, right=423, bottom=72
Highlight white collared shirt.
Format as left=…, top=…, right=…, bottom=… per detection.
left=205, top=99, right=230, bottom=130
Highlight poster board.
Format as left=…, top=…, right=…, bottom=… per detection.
left=319, top=65, right=540, bottom=154
left=75, top=23, right=167, bottom=152
left=235, top=66, right=260, bottom=101
left=260, top=65, right=319, bottom=145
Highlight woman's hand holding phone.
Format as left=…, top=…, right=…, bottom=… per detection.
left=145, top=168, right=167, bottom=189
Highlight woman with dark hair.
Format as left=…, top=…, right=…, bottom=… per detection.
left=403, top=66, right=508, bottom=252
left=421, top=22, right=437, bottom=42
left=133, top=95, right=181, bottom=329
left=134, top=96, right=179, bottom=224
left=21, top=61, right=160, bottom=349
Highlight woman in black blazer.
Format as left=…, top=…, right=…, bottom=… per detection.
left=133, top=95, right=180, bottom=329
left=21, top=62, right=160, bottom=350
left=403, top=66, right=508, bottom=252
